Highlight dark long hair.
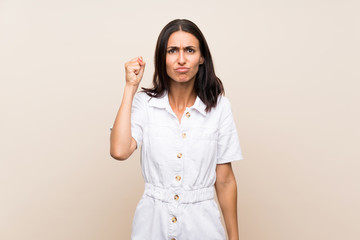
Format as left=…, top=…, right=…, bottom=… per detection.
left=141, top=19, right=224, bottom=112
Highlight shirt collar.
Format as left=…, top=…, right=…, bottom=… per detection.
left=148, top=90, right=207, bottom=116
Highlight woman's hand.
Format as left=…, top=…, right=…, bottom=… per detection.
left=124, top=56, right=146, bottom=87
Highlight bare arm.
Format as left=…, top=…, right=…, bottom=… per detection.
left=215, top=162, right=239, bottom=240
left=110, top=57, right=146, bottom=160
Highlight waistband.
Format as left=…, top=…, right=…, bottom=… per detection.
left=144, top=183, right=214, bottom=204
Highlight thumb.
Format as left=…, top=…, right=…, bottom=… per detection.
left=137, top=57, right=146, bottom=79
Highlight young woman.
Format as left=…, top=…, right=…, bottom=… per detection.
left=110, top=19, right=243, bottom=240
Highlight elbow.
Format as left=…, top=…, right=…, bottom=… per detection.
left=110, top=139, right=136, bottom=161
left=215, top=175, right=237, bottom=187
left=110, top=149, right=131, bottom=161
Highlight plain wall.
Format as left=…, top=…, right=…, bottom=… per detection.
left=1, top=0, right=359, bottom=239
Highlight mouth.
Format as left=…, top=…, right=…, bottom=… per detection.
left=175, top=67, right=190, bottom=73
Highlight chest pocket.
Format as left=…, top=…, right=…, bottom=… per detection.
left=190, top=127, right=218, bottom=141
left=186, top=126, right=218, bottom=171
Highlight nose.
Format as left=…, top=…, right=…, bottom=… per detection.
left=178, top=50, right=186, bottom=65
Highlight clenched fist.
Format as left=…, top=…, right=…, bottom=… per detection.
left=124, top=56, right=146, bottom=86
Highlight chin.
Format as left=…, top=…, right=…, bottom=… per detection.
left=170, top=74, right=195, bottom=83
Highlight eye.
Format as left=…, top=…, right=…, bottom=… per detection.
left=187, top=48, right=195, bottom=53
left=168, top=49, right=176, bottom=54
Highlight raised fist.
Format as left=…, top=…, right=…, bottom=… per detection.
left=124, top=56, right=146, bottom=86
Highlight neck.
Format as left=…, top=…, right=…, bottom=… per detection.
left=168, top=80, right=197, bottom=112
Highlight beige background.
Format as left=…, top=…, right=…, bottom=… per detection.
left=1, top=0, right=359, bottom=239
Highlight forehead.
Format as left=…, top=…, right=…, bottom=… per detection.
left=167, top=31, right=200, bottom=47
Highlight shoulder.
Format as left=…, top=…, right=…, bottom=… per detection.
left=134, top=91, right=149, bottom=99
left=216, top=95, right=232, bottom=112
left=217, top=95, right=231, bottom=105
left=132, top=91, right=152, bottom=110
left=133, top=91, right=151, bottom=103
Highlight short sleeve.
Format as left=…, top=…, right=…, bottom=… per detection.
left=130, top=92, right=146, bottom=149
left=110, top=92, right=147, bottom=149
left=216, top=97, right=244, bottom=164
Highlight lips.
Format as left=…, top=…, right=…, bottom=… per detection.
left=175, top=67, right=189, bottom=73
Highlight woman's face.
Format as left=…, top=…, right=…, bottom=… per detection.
left=166, top=31, right=204, bottom=84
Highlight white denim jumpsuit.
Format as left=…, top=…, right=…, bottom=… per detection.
left=112, top=91, right=243, bottom=240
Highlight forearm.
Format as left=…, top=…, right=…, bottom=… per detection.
left=110, top=84, right=138, bottom=160
left=215, top=179, right=239, bottom=240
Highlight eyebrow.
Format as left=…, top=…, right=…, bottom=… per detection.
left=167, top=46, right=197, bottom=49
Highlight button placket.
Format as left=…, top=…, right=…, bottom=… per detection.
left=170, top=110, right=189, bottom=240
left=174, top=124, right=186, bottom=185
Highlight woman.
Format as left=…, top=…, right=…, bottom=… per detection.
left=110, top=19, right=243, bottom=240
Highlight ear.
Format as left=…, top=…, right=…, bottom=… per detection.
left=200, top=56, right=204, bottom=65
